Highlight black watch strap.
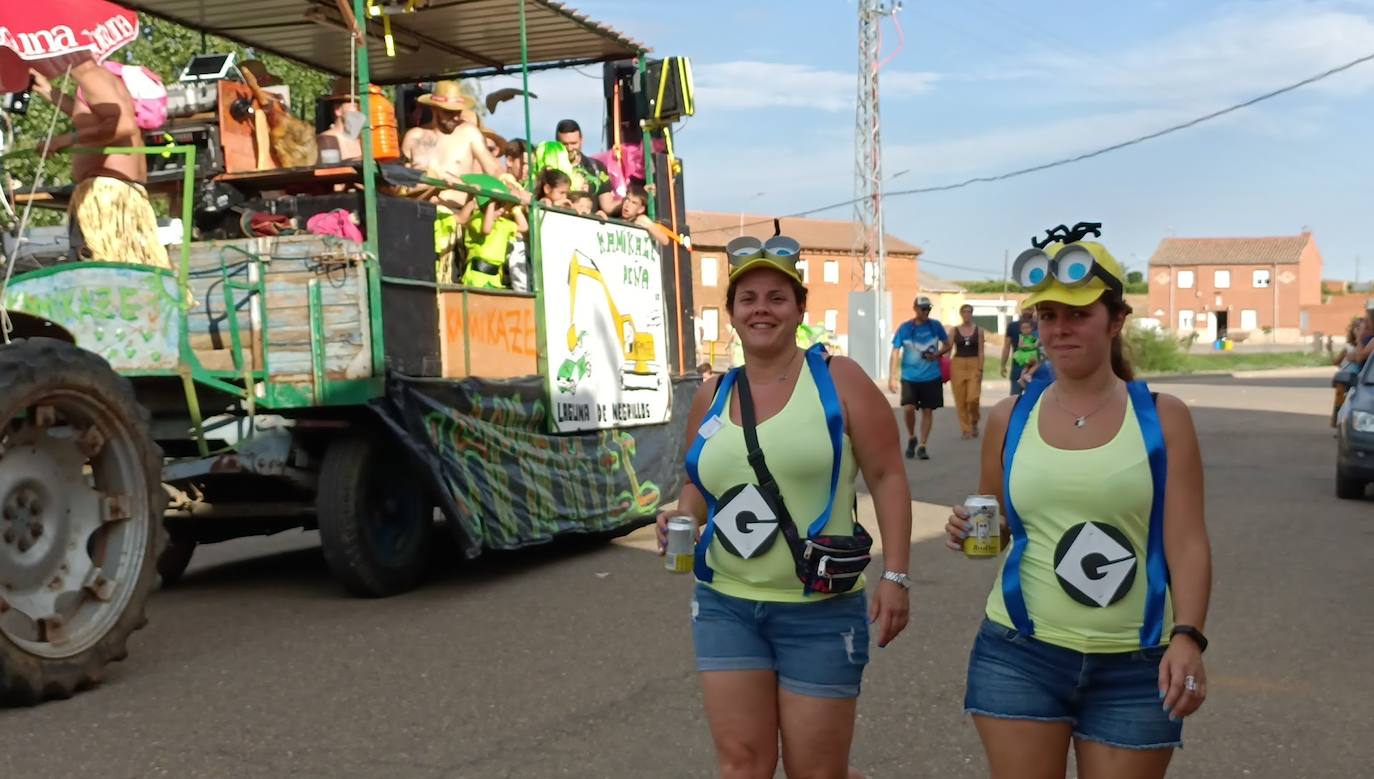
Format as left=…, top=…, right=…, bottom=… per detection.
left=1170, top=625, right=1208, bottom=653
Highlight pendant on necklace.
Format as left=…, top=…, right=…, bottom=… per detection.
left=1074, top=417, right=1087, bottom=428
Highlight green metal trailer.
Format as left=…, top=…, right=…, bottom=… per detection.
left=0, top=0, right=697, bottom=704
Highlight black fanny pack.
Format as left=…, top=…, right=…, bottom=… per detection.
left=468, top=259, right=503, bottom=276
left=734, top=369, right=872, bottom=594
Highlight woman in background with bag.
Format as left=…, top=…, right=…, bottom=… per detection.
left=656, top=235, right=913, bottom=779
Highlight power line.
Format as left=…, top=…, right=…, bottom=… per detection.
left=694, top=50, right=1374, bottom=236
left=920, top=256, right=1003, bottom=276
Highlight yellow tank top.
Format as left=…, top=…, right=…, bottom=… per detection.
left=985, top=394, right=1173, bottom=653
left=695, top=365, right=859, bottom=603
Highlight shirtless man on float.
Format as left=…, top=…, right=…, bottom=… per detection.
left=29, top=62, right=169, bottom=268
left=400, top=80, right=504, bottom=208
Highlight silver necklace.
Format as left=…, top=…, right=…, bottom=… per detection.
left=747, top=349, right=801, bottom=384
left=1051, top=383, right=1119, bottom=428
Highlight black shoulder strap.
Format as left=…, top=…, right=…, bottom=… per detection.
left=735, top=371, right=778, bottom=495
left=735, top=369, right=822, bottom=551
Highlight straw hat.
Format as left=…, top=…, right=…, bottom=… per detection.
left=417, top=80, right=474, bottom=112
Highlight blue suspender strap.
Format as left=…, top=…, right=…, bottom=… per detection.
left=1128, top=381, right=1171, bottom=647
left=689, top=369, right=738, bottom=582
left=1000, top=379, right=1050, bottom=637
left=804, top=344, right=845, bottom=537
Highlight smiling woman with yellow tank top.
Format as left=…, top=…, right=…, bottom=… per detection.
left=944, top=223, right=1213, bottom=779
left=655, top=233, right=914, bottom=779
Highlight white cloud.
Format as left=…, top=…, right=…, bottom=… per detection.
left=693, top=61, right=938, bottom=112
left=1033, top=4, right=1374, bottom=107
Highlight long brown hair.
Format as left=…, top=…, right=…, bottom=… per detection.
left=1104, top=295, right=1135, bottom=381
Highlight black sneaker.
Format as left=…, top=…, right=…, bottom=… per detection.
left=905, top=437, right=917, bottom=459
left=916, top=446, right=930, bottom=461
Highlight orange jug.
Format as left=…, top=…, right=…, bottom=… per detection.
left=367, top=84, right=400, bottom=162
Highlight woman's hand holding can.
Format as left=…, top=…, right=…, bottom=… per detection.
left=655, top=509, right=697, bottom=555
left=945, top=506, right=972, bottom=552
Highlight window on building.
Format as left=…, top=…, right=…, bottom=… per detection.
left=823, top=260, right=839, bottom=284
left=1179, top=309, right=1195, bottom=330
left=1214, top=270, right=1231, bottom=289
left=1252, top=269, right=1271, bottom=288
left=824, top=309, right=839, bottom=333
left=699, top=308, right=719, bottom=342
left=1240, top=309, right=1258, bottom=331
left=700, top=256, right=718, bottom=287
left=796, top=260, right=810, bottom=283
left=1177, top=270, right=1195, bottom=289
left=863, top=262, right=876, bottom=287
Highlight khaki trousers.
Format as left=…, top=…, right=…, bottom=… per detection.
left=950, top=355, right=983, bottom=434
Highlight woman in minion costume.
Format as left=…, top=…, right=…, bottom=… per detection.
left=944, top=223, right=1212, bottom=778
left=656, top=233, right=914, bottom=779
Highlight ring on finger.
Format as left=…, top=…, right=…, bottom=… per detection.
left=1184, top=675, right=1199, bottom=693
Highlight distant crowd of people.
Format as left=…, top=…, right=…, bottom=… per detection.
left=889, top=301, right=1050, bottom=458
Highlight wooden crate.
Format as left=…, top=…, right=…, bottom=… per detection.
left=181, top=234, right=372, bottom=387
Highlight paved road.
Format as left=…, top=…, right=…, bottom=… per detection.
left=3, top=374, right=1369, bottom=778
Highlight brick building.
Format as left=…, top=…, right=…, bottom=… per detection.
left=1147, top=232, right=1323, bottom=343
left=686, top=211, right=922, bottom=366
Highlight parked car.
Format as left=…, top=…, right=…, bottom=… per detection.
left=1335, top=357, right=1374, bottom=499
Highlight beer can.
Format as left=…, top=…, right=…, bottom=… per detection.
left=962, top=495, right=1000, bottom=559
left=664, top=516, right=695, bottom=573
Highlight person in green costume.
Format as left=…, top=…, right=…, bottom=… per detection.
left=1011, top=318, right=1042, bottom=388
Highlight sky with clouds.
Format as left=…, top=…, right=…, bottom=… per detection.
left=476, top=0, right=1374, bottom=282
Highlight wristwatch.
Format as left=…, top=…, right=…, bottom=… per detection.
left=1170, top=625, right=1208, bottom=653
left=881, top=571, right=912, bottom=590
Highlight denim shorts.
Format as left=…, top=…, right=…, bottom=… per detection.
left=691, top=584, right=869, bottom=699
left=964, top=618, right=1183, bottom=750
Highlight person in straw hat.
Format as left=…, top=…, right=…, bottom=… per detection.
left=400, top=80, right=500, bottom=200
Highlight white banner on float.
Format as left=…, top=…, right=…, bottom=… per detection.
left=537, top=210, right=672, bottom=433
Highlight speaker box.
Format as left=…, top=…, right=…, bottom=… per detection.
left=286, top=193, right=443, bottom=376
left=644, top=57, right=695, bottom=126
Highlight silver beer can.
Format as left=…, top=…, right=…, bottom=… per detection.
left=665, top=516, right=695, bottom=573
left=963, top=495, right=1001, bottom=559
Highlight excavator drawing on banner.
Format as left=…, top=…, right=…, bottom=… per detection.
left=565, top=250, right=661, bottom=391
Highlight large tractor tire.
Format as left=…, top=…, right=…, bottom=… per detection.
left=156, top=536, right=197, bottom=587
left=317, top=434, right=433, bottom=597
left=0, top=338, right=164, bottom=705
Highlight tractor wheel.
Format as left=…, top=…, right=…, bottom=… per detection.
left=317, top=434, right=432, bottom=597
left=157, top=536, right=197, bottom=587
left=0, top=338, right=164, bottom=705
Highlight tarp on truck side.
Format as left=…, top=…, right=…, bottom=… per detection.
left=372, top=373, right=694, bottom=558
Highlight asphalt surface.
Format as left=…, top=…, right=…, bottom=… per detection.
left=2, top=372, right=1369, bottom=779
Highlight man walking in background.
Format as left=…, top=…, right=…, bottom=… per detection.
left=889, top=296, right=949, bottom=460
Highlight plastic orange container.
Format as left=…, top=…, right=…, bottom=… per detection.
left=368, top=85, right=400, bottom=162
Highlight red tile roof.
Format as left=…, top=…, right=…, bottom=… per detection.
left=1148, top=233, right=1313, bottom=267
left=685, top=211, right=923, bottom=255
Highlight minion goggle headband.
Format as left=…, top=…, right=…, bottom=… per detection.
left=1012, top=221, right=1123, bottom=300
left=725, top=234, right=803, bottom=281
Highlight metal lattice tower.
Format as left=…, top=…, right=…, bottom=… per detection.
left=852, top=0, right=900, bottom=291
